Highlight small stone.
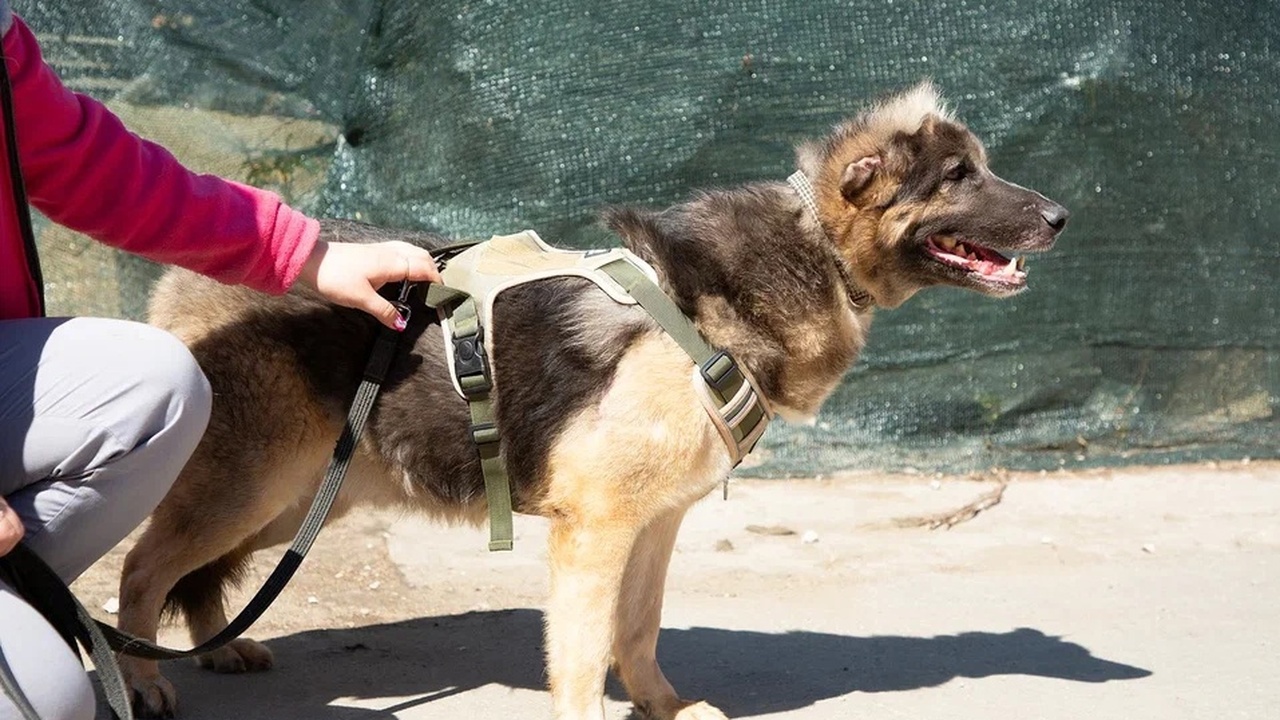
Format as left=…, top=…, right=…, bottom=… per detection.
left=1040, top=536, right=1054, bottom=545
left=102, top=597, right=120, bottom=615
left=930, top=479, right=942, bottom=490
left=307, top=596, right=319, bottom=604
left=801, top=530, right=820, bottom=544
left=368, top=580, right=382, bottom=590
left=714, top=539, right=735, bottom=552
left=1141, top=544, right=1156, bottom=554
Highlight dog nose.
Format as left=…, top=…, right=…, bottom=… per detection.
left=1041, top=203, right=1070, bottom=232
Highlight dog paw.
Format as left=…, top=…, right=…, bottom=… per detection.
left=672, top=700, right=730, bottom=720
left=196, top=638, right=274, bottom=673
left=635, top=699, right=730, bottom=720
left=128, top=673, right=178, bottom=719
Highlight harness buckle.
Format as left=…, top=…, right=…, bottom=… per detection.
left=453, top=327, right=491, bottom=397
left=699, top=350, right=740, bottom=396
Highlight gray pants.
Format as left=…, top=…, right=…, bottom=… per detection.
left=0, top=317, right=212, bottom=720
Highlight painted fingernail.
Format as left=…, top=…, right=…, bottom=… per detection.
left=394, top=313, right=408, bottom=332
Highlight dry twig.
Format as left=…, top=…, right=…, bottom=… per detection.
left=894, top=481, right=1008, bottom=530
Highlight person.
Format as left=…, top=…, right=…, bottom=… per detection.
left=0, top=5, right=440, bottom=719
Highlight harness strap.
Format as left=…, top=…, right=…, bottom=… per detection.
left=596, top=258, right=716, bottom=365
left=425, top=287, right=514, bottom=551
left=421, top=237, right=774, bottom=553
left=597, top=259, right=771, bottom=462
left=0, top=284, right=411, bottom=719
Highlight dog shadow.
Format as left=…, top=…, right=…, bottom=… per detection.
left=125, top=609, right=1150, bottom=719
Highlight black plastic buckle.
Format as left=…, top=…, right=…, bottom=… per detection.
left=453, top=327, right=491, bottom=396
left=700, top=350, right=740, bottom=396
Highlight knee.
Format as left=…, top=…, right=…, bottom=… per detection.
left=9, top=670, right=97, bottom=720
left=131, top=324, right=213, bottom=442
left=0, top=597, right=96, bottom=720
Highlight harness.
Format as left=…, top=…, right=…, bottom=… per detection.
left=422, top=230, right=772, bottom=551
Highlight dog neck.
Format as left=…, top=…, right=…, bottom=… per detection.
left=604, top=186, right=872, bottom=421
left=786, top=171, right=875, bottom=311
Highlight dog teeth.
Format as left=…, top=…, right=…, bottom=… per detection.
left=1004, top=257, right=1019, bottom=275
left=1016, top=256, right=1026, bottom=271
left=938, top=237, right=958, bottom=251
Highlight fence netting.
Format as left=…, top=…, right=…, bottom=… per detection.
left=21, top=0, right=1279, bottom=475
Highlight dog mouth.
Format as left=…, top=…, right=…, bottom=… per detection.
left=924, top=235, right=1027, bottom=289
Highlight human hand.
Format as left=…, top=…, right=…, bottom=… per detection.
left=297, top=240, right=441, bottom=331
left=0, top=496, right=24, bottom=557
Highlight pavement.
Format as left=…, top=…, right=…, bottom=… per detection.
left=72, top=461, right=1280, bottom=719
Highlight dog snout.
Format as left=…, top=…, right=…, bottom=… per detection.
left=1040, top=203, right=1069, bottom=233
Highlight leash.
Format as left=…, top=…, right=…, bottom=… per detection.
left=0, top=283, right=413, bottom=719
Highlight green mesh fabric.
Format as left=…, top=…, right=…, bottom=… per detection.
left=24, top=0, right=1279, bottom=475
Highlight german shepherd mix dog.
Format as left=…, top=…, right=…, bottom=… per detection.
left=118, top=83, right=1067, bottom=719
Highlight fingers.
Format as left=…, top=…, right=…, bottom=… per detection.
left=0, top=497, right=25, bottom=557
left=365, top=243, right=440, bottom=288
left=361, top=293, right=408, bottom=332
left=295, top=239, right=440, bottom=330
left=390, top=242, right=442, bottom=284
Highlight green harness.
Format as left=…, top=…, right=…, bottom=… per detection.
left=422, top=230, right=773, bottom=550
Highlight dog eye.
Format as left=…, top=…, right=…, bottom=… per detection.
left=944, top=164, right=969, bottom=182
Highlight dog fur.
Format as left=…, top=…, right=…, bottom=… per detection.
left=116, top=82, right=1067, bottom=720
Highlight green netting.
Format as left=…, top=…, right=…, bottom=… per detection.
left=24, top=0, right=1280, bottom=475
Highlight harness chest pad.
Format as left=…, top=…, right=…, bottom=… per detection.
left=426, top=230, right=773, bottom=550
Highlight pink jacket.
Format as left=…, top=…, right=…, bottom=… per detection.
left=0, top=15, right=318, bottom=320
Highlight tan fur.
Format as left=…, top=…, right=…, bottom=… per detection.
left=535, top=333, right=728, bottom=719
left=116, top=82, right=1065, bottom=720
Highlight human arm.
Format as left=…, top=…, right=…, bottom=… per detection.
left=4, top=15, right=438, bottom=328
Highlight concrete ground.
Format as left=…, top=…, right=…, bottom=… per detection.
left=73, top=461, right=1279, bottom=719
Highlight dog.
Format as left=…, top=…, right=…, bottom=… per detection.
left=116, top=82, right=1067, bottom=719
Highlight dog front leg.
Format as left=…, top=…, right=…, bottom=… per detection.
left=545, top=516, right=637, bottom=720
left=612, top=508, right=728, bottom=720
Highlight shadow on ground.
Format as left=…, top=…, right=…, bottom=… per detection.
left=139, top=609, right=1151, bottom=719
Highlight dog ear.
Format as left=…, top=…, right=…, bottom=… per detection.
left=840, top=155, right=882, bottom=201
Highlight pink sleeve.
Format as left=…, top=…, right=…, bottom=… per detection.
left=3, top=16, right=318, bottom=294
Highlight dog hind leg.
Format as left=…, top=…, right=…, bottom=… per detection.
left=117, top=461, right=329, bottom=717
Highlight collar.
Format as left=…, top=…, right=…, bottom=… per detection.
left=786, top=171, right=874, bottom=310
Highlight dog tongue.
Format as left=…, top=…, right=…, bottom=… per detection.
left=933, top=237, right=1025, bottom=280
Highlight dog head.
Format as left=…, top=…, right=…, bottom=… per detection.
left=797, top=82, right=1068, bottom=308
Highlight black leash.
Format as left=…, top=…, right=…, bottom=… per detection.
left=0, top=30, right=419, bottom=718
left=0, top=288, right=412, bottom=718
left=0, top=543, right=136, bottom=720
left=103, top=287, right=409, bottom=661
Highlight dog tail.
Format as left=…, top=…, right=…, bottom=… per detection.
left=161, top=550, right=253, bottom=624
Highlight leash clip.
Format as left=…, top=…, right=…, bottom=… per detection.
left=393, top=281, right=414, bottom=324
